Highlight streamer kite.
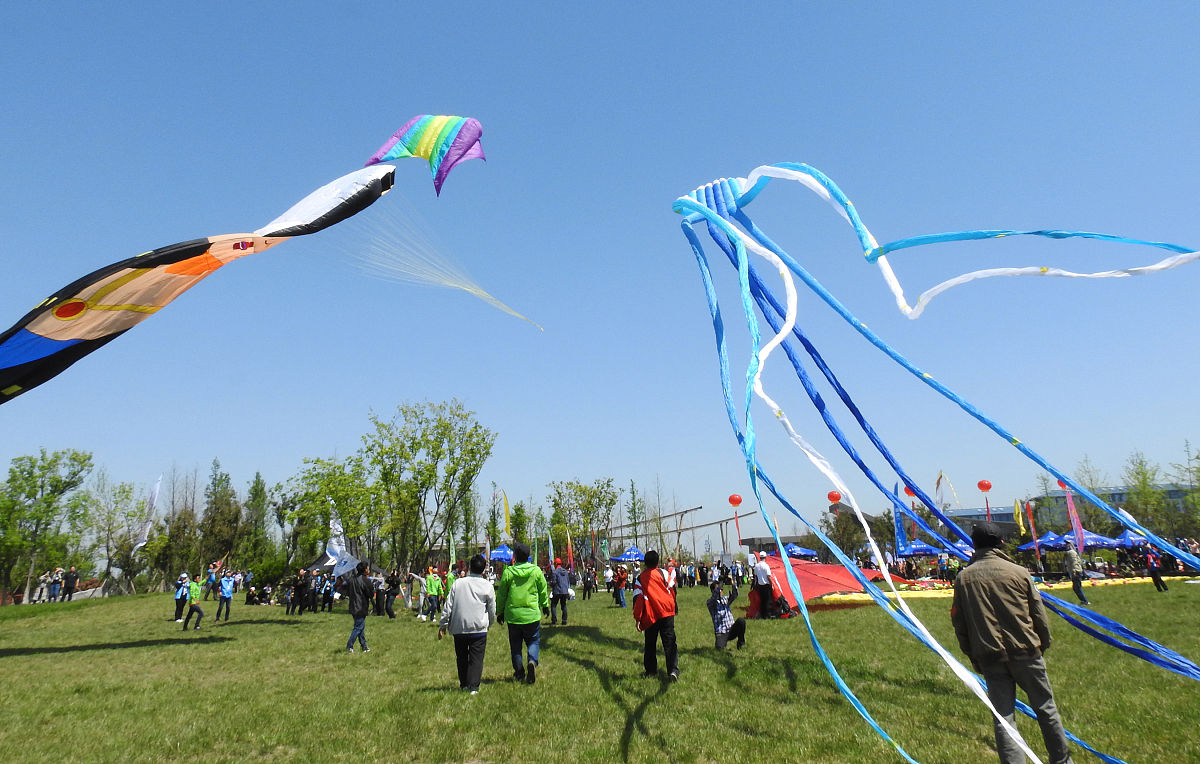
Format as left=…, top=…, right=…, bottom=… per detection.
left=364, top=115, right=485, bottom=195
left=0, top=165, right=400, bottom=406
left=675, top=163, right=1200, bottom=762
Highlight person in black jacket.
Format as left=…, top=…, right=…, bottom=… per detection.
left=344, top=562, right=373, bottom=653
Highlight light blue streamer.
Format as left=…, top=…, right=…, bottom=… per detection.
left=867, top=229, right=1193, bottom=263
left=676, top=178, right=1154, bottom=763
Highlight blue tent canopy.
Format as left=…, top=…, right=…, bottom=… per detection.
left=1114, top=529, right=1150, bottom=549
left=1017, top=532, right=1065, bottom=552
left=489, top=544, right=514, bottom=563
left=1061, top=529, right=1121, bottom=550
left=612, top=545, right=644, bottom=562
left=784, top=543, right=818, bottom=558
left=897, top=540, right=942, bottom=557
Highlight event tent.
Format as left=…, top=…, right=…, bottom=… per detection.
left=784, top=543, right=818, bottom=558
left=1060, top=529, right=1121, bottom=550
left=1114, top=529, right=1149, bottom=548
left=897, top=540, right=943, bottom=557
left=1017, top=532, right=1066, bottom=552
left=489, top=544, right=514, bottom=563
left=611, top=545, right=644, bottom=562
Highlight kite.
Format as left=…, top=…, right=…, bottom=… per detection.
left=675, top=164, right=1200, bottom=763
left=364, top=115, right=485, bottom=195
left=0, top=165, right=396, bottom=406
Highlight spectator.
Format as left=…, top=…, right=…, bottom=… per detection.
left=496, top=542, right=549, bottom=684
left=633, top=550, right=679, bottom=680
left=439, top=554, right=496, bottom=694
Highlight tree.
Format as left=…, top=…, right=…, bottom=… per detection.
left=509, top=501, right=529, bottom=545
left=236, top=472, right=274, bottom=570
left=199, top=459, right=241, bottom=566
left=817, top=508, right=866, bottom=564
left=0, top=448, right=93, bottom=604
left=85, top=470, right=141, bottom=582
left=625, top=480, right=644, bottom=547
left=1122, top=452, right=1168, bottom=535
left=484, top=483, right=502, bottom=547
left=1071, top=455, right=1111, bottom=531
left=546, top=477, right=622, bottom=563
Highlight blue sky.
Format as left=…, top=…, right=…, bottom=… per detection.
left=2, top=4, right=1198, bottom=543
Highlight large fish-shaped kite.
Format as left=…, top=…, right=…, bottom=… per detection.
left=364, top=115, right=485, bottom=195
left=0, top=165, right=396, bottom=405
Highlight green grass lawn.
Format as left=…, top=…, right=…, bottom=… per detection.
left=1, top=581, right=1196, bottom=763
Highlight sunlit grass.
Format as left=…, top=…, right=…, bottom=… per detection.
left=0, top=580, right=1196, bottom=763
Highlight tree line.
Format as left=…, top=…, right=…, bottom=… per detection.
left=0, top=399, right=686, bottom=604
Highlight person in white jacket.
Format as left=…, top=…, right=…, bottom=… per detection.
left=438, top=554, right=497, bottom=694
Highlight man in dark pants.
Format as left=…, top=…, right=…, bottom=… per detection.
left=62, top=566, right=80, bottom=602
left=549, top=558, right=570, bottom=625
left=288, top=569, right=307, bottom=615
left=633, top=549, right=678, bottom=680
left=752, top=551, right=773, bottom=618
left=344, top=562, right=372, bottom=653
left=952, top=522, right=1074, bottom=764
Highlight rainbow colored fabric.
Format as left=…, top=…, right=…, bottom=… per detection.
left=364, top=115, right=485, bottom=195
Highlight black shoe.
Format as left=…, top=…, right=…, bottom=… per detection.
left=362, top=647, right=370, bottom=653
left=737, top=637, right=745, bottom=650
left=513, top=670, right=526, bottom=682
left=526, top=661, right=536, bottom=684
left=668, top=670, right=679, bottom=682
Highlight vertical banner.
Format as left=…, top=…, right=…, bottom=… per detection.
left=1025, top=501, right=1040, bottom=558
left=1013, top=500, right=1025, bottom=536
left=502, top=490, right=511, bottom=537
left=1064, top=487, right=1085, bottom=556
left=566, top=528, right=574, bottom=570
left=733, top=508, right=742, bottom=544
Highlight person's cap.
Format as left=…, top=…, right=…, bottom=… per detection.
left=554, top=557, right=562, bottom=566
left=971, top=521, right=1005, bottom=549
left=758, top=551, right=767, bottom=559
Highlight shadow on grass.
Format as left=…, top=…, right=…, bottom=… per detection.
left=552, top=625, right=677, bottom=763
left=0, top=634, right=234, bottom=657
left=208, top=618, right=304, bottom=627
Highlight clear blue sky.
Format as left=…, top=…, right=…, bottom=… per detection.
left=2, top=4, right=1198, bottom=543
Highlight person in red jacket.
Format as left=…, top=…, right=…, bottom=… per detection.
left=633, top=549, right=678, bottom=680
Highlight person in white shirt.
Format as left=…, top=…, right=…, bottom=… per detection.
left=753, top=551, right=773, bottom=619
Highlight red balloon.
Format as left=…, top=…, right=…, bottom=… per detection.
left=827, top=491, right=842, bottom=504
left=903, top=485, right=916, bottom=497
left=728, top=494, right=742, bottom=507
left=1056, top=480, right=1067, bottom=489
left=977, top=480, right=992, bottom=493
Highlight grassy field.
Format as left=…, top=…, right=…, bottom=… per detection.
left=0, top=580, right=1196, bottom=763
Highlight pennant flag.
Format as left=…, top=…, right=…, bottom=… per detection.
left=131, top=474, right=162, bottom=555
left=1064, top=486, right=1086, bottom=556
left=566, top=528, right=574, bottom=570
left=503, top=490, right=511, bottom=537
left=547, top=530, right=555, bottom=565
left=329, top=516, right=359, bottom=577
left=1013, top=499, right=1025, bottom=536
left=1025, top=501, right=1040, bottom=557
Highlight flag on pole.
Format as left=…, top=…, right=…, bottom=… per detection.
left=503, top=490, right=511, bottom=537
left=547, top=530, right=555, bottom=565
left=329, top=516, right=359, bottom=578
left=131, top=474, right=162, bottom=555
left=1063, top=486, right=1086, bottom=556
left=566, top=528, right=574, bottom=570
left=1013, top=500, right=1025, bottom=536
left=1025, top=501, right=1040, bottom=558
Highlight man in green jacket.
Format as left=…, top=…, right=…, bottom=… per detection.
left=496, top=542, right=549, bottom=684
left=421, top=567, right=444, bottom=622
left=182, top=575, right=204, bottom=631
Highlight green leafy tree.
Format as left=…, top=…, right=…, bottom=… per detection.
left=0, top=448, right=93, bottom=603
left=236, top=472, right=274, bottom=569
left=510, top=501, right=529, bottom=545
left=485, top=483, right=502, bottom=547
left=625, top=480, right=644, bottom=547
left=1122, top=451, right=1168, bottom=535
left=817, top=507, right=866, bottom=564
left=199, top=459, right=241, bottom=566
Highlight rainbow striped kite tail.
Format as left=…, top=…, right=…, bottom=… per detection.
left=431, top=117, right=485, bottom=195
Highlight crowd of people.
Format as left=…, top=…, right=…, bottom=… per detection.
left=28, top=566, right=82, bottom=603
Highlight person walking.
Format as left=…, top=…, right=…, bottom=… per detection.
left=173, top=573, right=190, bottom=622
left=496, top=542, right=549, bottom=684
left=951, top=522, right=1074, bottom=764
left=549, top=558, right=571, bottom=625
left=753, top=552, right=773, bottom=618
left=438, top=554, right=496, bottom=694
left=1062, top=547, right=1090, bottom=605
left=582, top=565, right=596, bottom=601
left=344, top=562, right=372, bottom=653
left=48, top=568, right=64, bottom=602
left=1146, top=547, right=1169, bottom=592
left=182, top=574, right=204, bottom=631
left=633, top=550, right=679, bottom=680
left=613, top=565, right=628, bottom=608
left=385, top=570, right=401, bottom=618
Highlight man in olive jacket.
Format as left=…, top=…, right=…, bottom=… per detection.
left=495, top=542, right=549, bottom=684
left=344, top=562, right=372, bottom=653
left=951, top=522, right=1073, bottom=764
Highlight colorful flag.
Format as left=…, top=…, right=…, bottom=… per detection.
left=1024, top=502, right=1040, bottom=558
left=1064, top=486, right=1086, bottom=556
left=1013, top=500, right=1025, bottom=536
left=566, top=528, right=574, bottom=570
left=503, top=490, right=511, bottom=537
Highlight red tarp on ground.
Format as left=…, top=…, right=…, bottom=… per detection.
left=747, top=555, right=908, bottom=617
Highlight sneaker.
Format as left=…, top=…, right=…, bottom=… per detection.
left=668, top=670, right=679, bottom=682
left=362, top=647, right=370, bottom=653
left=194, top=626, right=201, bottom=631
left=526, top=661, right=537, bottom=685
left=470, top=690, right=479, bottom=696
left=175, top=619, right=183, bottom=623
left=346, top=648, right=354, bottom=654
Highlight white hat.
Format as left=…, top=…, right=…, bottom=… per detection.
left=758, top=551, right=767, bottom=559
